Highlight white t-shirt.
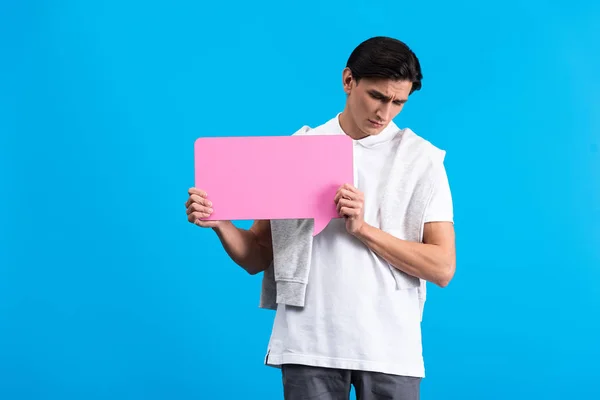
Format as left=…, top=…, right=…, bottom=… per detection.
left=264, top=114, right=454, bottom=378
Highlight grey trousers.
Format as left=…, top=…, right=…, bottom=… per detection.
left=281, top=364, right=421, bottom=400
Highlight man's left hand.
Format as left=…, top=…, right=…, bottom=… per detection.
left=334, top=183, right=366, bottom=235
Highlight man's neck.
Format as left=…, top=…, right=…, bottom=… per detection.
left=338, top=111, right=368, bottom=140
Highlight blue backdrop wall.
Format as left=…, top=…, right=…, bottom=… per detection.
left=1, top=0, right=599, bottom=399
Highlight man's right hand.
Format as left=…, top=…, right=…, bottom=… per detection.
left=185, top=187, right=272, bottom=274
left=185, top=187, right=225, bottom=229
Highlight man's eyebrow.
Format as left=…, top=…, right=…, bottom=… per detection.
left=368, top=90, right=407, bottom=103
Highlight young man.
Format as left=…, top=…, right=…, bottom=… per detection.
left=185, top=36, right=456, bottom=400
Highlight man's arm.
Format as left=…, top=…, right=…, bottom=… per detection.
left=212, top=220, right=273, bottom=275
left=353, top=221, right=456, bottom=287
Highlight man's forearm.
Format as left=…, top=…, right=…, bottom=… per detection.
left=213, top=222, right=272, bottom=275
left=354, top=223, right=455, bottom=287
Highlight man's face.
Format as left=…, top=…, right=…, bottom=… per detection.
left=342, top=68, right=413, bottom=138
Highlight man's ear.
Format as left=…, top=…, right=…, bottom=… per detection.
left=342, top=67, right=354, bottom=94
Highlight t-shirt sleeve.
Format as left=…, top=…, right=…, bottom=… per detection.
left=423, top=160, right=454, bottom=223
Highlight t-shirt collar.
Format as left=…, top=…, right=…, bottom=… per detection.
left=327, top=112, right=400, bottom=148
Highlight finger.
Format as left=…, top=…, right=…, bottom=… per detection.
left=334, top=189, right=344, bottom=203
left=185, top=195, right=212, bottom=210
left=188, top=203, right=213, bottom=215
left=334, top=188, right=346, bottom=202
left=194, top=211, right=212, bottom=221
left=188, top=211, right=211, bottom=223
left=342, top=183, right=358, bottom=192
left=186, top=194, right=212, bottom=208
left=341, top=206, right=360, bottom=217
left=339, top=188, right=360, bottom=201
left=187, top=203, right=213, bottom=215
left=336, top=198, right=347, bottom=213
left=339, top=207, right=354, bottom=218
left=337, top=199, right=360, bottom=216
left=338, top=198, right=360, bottom=209
left=188, top=187, right=208, bottom=197
left=193, top=218, right=210, bottom=227
left=342, top=184, right=363, bottom=199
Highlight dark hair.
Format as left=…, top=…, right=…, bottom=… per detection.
left=346, top=36, right=423, bottom=93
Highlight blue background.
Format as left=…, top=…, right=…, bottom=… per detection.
left=2, top=0, right=599, bottom=399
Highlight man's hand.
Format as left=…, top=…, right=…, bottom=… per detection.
left=185, top=187, right=225, bottom=229
left=334, top=183, right=366, bottom=235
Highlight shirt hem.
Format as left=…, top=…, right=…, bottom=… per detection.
left=265, top=351, right=425, bottom=378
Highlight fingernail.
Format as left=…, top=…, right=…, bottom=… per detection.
left=209, top=208, right=213, bottom=213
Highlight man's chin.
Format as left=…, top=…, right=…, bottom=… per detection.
left=364, top=123, right=385, bottom=135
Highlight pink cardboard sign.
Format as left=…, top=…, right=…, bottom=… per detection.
left=194, top=134, right=354, bottom=236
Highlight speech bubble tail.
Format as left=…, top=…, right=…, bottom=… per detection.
left=313, top=218, right=331, bottom=236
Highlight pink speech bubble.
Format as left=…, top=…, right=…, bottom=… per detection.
left=194, top=134, right=354, bottom=236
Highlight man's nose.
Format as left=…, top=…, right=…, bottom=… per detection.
left=377, top=102, right=392, bottom=121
